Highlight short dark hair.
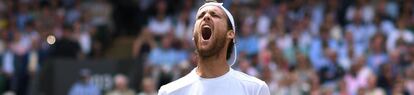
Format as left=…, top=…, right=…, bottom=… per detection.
left=226, top=18, right=234, bottom=60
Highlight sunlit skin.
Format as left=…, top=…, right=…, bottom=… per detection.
left=193, top=5, right=235, bottom=78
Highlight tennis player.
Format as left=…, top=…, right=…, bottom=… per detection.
left=158, top=1, right=270, bottom=95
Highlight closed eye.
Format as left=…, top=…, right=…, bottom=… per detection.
left=210, top=12, right=220, bottom=18
left=197, top=12, right=206, bottom=19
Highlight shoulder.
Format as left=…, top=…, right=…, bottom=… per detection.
left=230, top=69, right=270, bottom=95
left=158, top=70, right=197, bottom=95
left=230, top=69, right=267, bottom=88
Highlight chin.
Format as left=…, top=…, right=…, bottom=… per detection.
left=196, top=40, right=216, bottom=56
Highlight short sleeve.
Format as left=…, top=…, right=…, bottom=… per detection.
left=157, top=86, right=167, bottom=95
left=257, top=82, right=270, bottom=95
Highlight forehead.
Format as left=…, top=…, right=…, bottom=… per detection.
left=197, top=5, right=226, bottom=16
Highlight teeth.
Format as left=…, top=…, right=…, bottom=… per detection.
left=202, top=26, right=212, bottom=40
left=203, top=25, right=210, bottom=28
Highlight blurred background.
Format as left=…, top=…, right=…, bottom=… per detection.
left=0, top=0, right=413, bottom=95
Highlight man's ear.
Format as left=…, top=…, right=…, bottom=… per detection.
left=227, top=30, right=235, bottom=39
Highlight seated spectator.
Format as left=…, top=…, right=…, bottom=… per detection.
left=334, top=79, right=350, bottom=95
left=237, top=21, right=259, bottom=57
left=337, top=32, right=361, bottom=71
left=391, top=78, right=410, bottom=95
left=148, top=35, right=180, bottom=68
left=377, top=63, right=397, bottom=94
left=148, top=0, right=172, bottom=39
left=318, top=48, right=345, bottom=85
left=137, top=77, right=157, bottom=95
left=294, top=52, right=316, bottom=88
left=69, top=69, right=100, bottom=95
left=364, top=74, right=386, bottom=95
left=387, top=17, right=414, bottom=51
left=345, top=10, right=376, bottom=53
left=260, top=67, right=274, bottom=91
left=344, top=56, right=373, bottom=95
left=367, top=33, right=388, bottom=73
left=106, top=74, right=135, bottom=95
left=236, top=58, right=258, bottom=77
left=404, top=65, right=414, bottom=95
left=345, top=0, right=375, bottom=23
left=309, top=25, right=338, bottom=70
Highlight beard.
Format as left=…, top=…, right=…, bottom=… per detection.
left=194, top=32, right=227, bottom=58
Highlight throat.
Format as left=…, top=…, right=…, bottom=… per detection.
left=196, top=57, right=230, bottom=78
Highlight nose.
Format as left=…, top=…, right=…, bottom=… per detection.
left=203, top=13, right=212, bottom=21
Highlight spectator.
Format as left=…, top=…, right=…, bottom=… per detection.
left=148, top=0, right=173, bottom=38
left=387, top=17, right=414, bottom=52
left=83, top=0, right=112, bottom=27
left=345, top=10, right=376, bottom=55
left=364, top=74, right=386, bottom=95
left=69, top=69, right=101, bottom=95
left=106, top=74, right=135, bottom=95
left=388, top=51, right=404, bottom=75
left=305, top=0, right=324, bottom=33
left=366, top=33, right=388, bottom=73
left=174, top=9, right=193, bottom=42
left=324, top=12, right=343, bottom=42
left=345, top=0, right=375, bottom=23
left=253, top=7, right=271, bottom=36
left=148, top=35, right=180, bottom=68
left=147, top=35, right=179, bottom=88
left=273, top=69, right=305, bottom=95
left=373, top=0, right=396, bottom=35
left=391, top=78, right=410, bottom=95
left=318, top=48, right=345, bottom=85
left=272, top=15, right=293, bottom=53
left=334, top=79, right=350, bottom=95
left=27, top=37, right=43, bottom=94
left=377, top=63, right=396, bottom=94
left=284, top=21, right=311, bottom=64
left=260, top=67, right=274, bottom=91
left=137, top=77, right=157, bottom=95
left=293, top=52, right=316, bottom=94
left=1, top=41, right=13, bottom=93
left=294, top=52, right=316, bottom=84
left=337, top=32, right=357, bottom=71
left=344, top=56, right=373, bottom=95
left=404, top=65, right=414, bottom=95
left=10, top=28, right=31, bottom=56
left=16, top=2, right=33, bottom=31
left=237, top=21, right=259, bottom=57
left=309, top=25, right=338, bottom=70
left=74, top=20, right=92, bottom=57
left=50, top=25, right=81, bottom=59
left=0, top=29, right=5, bottom=54
left=236, top=58, right=258, bottom=77
left=132, top=27, right=157, bottom=58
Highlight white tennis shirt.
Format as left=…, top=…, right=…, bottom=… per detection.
left=158, top=68, right=270, bottom=95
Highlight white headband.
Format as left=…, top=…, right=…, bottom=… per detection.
left=198, top=3, right=236, bottom=33
left=197, top=2, right=238, bottom=66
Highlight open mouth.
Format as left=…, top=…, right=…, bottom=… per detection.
left=202, top=26, right=212, bottom=40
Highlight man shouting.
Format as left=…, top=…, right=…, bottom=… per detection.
left=158, top=1, right=270, bottom=95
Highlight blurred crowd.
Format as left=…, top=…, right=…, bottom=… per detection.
left=0, top=0, right=414, bottom=95
left=135, top=0, right=414, bottom=95
left=0, top=0, right=114, bottom=94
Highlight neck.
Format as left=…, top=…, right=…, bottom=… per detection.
left=196, top=50, right=230, bottom=78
